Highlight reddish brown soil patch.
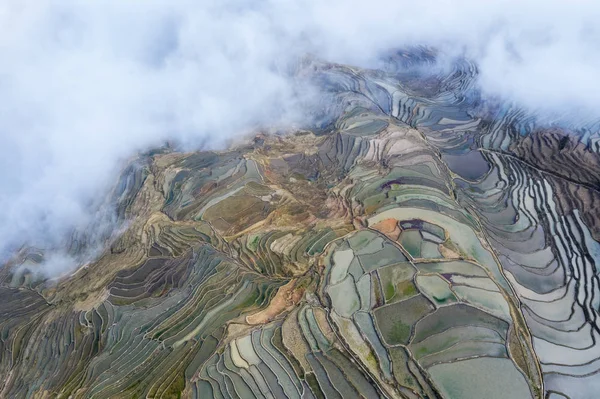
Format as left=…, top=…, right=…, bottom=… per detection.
left=371, top=218, right=401, bottom=241
left=246, top=279, right=304, bottom=325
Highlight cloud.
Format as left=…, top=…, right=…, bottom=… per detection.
left=1, top=0, right=598, bottom=276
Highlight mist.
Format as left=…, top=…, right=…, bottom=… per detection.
left=1, top=0, right=599, bottom=277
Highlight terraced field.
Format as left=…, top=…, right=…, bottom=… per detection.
left=2, top=52, right=600, bottom=398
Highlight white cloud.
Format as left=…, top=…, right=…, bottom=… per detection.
left=1, top=0, right=598, bottom=275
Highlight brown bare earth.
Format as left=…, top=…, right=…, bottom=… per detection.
left=246, top=279, right=303, bottom=324
left=439, top=244, right=461, bottom=259
left=371, top=218, right=401, bottom=241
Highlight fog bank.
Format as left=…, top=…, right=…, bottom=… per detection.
left=1, top=0, right=598, bottom=276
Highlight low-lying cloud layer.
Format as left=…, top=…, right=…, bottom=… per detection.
left=1, top=0, right=599, bottom=276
